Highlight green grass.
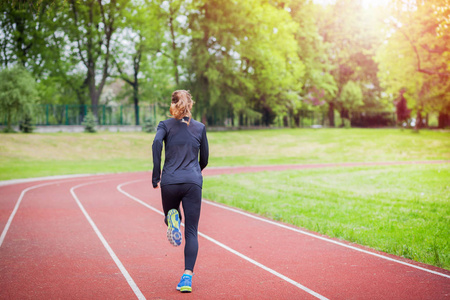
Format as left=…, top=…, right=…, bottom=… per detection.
left=1, top=128, right=449, bottom=180
left=203, top=164, right=450, bottom=269
left=208, top=128, right=450, bottom=165
left=0, top=132, right=154, bottom=180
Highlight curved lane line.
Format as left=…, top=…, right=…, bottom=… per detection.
left=1, top=178, right=87, bottom=247
left=203, top=200, right=450, bottom=279
left=70, top=180, right=146, bottom=300
left=117, top=177, right=450, bottom=280
left=117, top=179, right=329, bottom=300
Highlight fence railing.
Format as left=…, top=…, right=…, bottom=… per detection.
left=1, top=104, right=164, bottom=126
left=1, top=104, right=397, bottom=128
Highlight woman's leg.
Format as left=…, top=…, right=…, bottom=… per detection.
left=181, top=184, right=202, bottom=272
left=161, top=185, right=182, bottom=225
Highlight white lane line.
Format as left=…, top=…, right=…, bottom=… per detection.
left=0, top=179, right=84, bottom=247
left=70, top=181, right=146, bottom=300
left=0, top=173, right=105, bottom=187
left=117, top=180, right=329, bottom=300
left=203, top=200, right=450, bottom=279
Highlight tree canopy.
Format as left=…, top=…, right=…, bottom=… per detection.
left=0, top=0, right=448, bottom=128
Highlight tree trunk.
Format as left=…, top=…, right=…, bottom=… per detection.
left=293, top=110, right=300, bottom=127
left=414, top=109, right=422, bottom=131
left=133, top=83, right=139, bottom=125
left=340, top=108, right=349, bottom=127
left=328, top=101, right=335, bottom=127
left=88, top=71, right=99, bottom=115
left=438, top=111, right=449, bottom=128
left=7, top=110, right=12, bottom=131
left=91, top=90, right=100, bottom=117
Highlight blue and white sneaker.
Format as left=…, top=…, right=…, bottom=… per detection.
left=167, top=209, right=182, bottom=247
left=176, top=274, right=192, bottom=293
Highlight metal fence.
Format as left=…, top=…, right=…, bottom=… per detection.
left=1, top=103, right=396, bottom=128
left=1, top=103, right=164, bottom=126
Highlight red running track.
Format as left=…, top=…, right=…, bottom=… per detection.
left=1, top=162, right=449, bottom=299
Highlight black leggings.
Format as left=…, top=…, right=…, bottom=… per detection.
left=161, top=183, right=202, bottom=272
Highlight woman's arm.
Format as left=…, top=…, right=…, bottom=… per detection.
left=152, top=122, right=166, bottom=188
left=199, top=126, right=209, bottom=171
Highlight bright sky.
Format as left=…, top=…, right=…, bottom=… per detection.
left=313, top=0, right=390, bottom=7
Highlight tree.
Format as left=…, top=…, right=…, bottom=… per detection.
left=289, top=0, right=337, bottom=127
left=0, top=1, right=63, bottom=75
left=377, top=0, right=450, bottom=129
left=0, top=66, right=38, bottom=131
left=395, top=89, right=411, bottom=126
left=63, top=0, right=130, bottom=115
left=315, top=0, right=384, bottom=127
left=337, top=80, right=363, bottom=126
left=188, top=0, right=304, bottom=126
left=113, top=1, right=165, bottom=125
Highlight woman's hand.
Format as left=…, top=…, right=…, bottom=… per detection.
left=154, top=183, right=159, bottom=189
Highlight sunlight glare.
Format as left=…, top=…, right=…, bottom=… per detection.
left=314, top=0, right=390, bottom=7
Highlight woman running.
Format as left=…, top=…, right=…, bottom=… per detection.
left=152, top=90, right=209, bottom=293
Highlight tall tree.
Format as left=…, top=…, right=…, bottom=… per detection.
left=188, top=0, right=304, bottom=126
left=315, top=0, right=384, bottom=126
left=289, top=0, right=337, bottom=127
left=0, top=0, right=57, bottom=75
left=0, top=66, right=38, bottom=131
left=377, top=0, right=450, bottom=129
left=113, top=1, right=164, bottom=125
left=64, top=0, right=129, bottom=114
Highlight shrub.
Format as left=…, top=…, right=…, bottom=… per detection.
left=82, top=110, right=97, bottom=133
left=19, top=114, right=34, bottom=133
left=0, top=66, right=38, bottom=131
left=143, top=117, right=156, bottom=133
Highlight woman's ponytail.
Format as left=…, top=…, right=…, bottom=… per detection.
left=170, top=90, right=194, bottom=125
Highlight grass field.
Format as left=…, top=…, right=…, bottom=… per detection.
left=1, top=128, right=449, bottom=269
left=203, top=164, right=450, bottom=269
left=1, top=128, right=449, bottom=180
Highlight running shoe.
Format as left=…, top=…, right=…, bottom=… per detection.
left=176, top=274, right=192, bottom=293
left=166, top=209, right=182, bottom=247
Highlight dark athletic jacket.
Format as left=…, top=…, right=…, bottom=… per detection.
left=152, top=117, right=209, bottom=188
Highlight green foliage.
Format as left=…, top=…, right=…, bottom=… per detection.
left=143, top=117, right=156, bottom=133
left=82, top=110, right=97, bottom=133
left=376, top=1, right=450, bottom=129
left=19, top=114, right=34, bottom=133
left=188, top=0, right=305, bottom=125
left=0, top=66, right=38, bottom=130
left=338, top=80, right=364, bottom=123
left=1, top=0, right=447, bottom=129
left=314, top=0, right=386, bottom=125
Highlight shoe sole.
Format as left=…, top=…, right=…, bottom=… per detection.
left=167, top=209, right=181, bottom=247
left=180, top=286, right=192, bottom=293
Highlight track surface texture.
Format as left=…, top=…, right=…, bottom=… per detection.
left=1, top=161, right=449, bottom=299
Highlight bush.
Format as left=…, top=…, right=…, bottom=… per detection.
left=342, top=118, right=351, bottom=128
left=19, top=114, right=34, bottom=133
left=0, top=66, right=38, bottom=131
left=82, top=110, right=97, bottom=133
left=2, top=127, right=16, bottom=133
left=143, top=117, right=156, bottom=133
